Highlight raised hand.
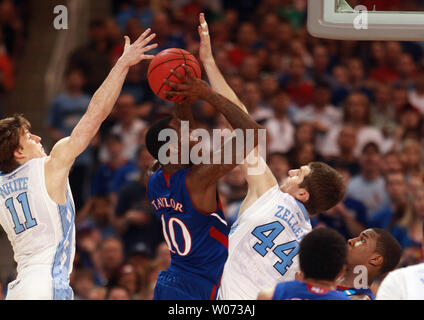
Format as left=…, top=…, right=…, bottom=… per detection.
left=198, top=13, right=213, bottom=65
left=163, top=65, right=212, bottom=102
left=118, top=28, right=158, bottom=68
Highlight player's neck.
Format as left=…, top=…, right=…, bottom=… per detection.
left=303, top=278, right=337, bottom=291
left=338, top=271, right=374, bottom=289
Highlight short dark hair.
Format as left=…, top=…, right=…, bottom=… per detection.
left=299, top=227, right=347, bottom=281
left=145, top=116, right=173, bottom=161
left=373, top=228, right=402, bottom=274
left=0, top=114, right=31, bottom=173
left=300, top=162, right=346, bottom=215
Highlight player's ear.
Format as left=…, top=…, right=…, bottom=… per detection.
left=13, top=146, right=25, bottom=161
left=335, top=264, right=347, bottom=283
left=294, top=188, right=309, bottom=203
left=369, top=253, right=383, bottom=268
left=295, top=271, right=304, bottom=281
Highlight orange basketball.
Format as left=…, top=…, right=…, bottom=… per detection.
left=147, top=48, right=202, bottom=102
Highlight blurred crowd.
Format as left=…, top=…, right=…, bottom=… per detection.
left=0, top=0, right=30, bottom=116
left=2, top=0, right=424, bottom=299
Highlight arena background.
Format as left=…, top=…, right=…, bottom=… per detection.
left=0, top=0, right=423, bottom=300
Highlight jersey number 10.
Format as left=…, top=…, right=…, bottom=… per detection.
left=5, top=192, right=37, bottom=234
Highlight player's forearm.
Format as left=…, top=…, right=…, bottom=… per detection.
left=69, top=61, right=129, bottom=156
left=203, top=60, right=248, bottom=114
left=205, top=91, right=261, bottom=133
left=86, top=60, right=129, bottom=124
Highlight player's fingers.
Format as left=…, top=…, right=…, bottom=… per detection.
left=199, top=13, right=209, bottom=32
left=124, top=36, right=131, bottom=49
left=182, top=65, right=194, bottom=79
left=141, top=43, right=158, bottom=53
left=164, top=90, right=186, bottom=97
left=164, top=79, right=189, bottom=90
left=140, top=33, right=156, bottom=47
left=142, top=54, right=155, bottom=60
left=135, top=28, right=151, bottom=44
left=169, top=68, right=186, bottom=81
left=199, top=13, right=209, bottom=36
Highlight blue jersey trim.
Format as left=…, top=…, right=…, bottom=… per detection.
left=51, top=193, right=74, bottom=300
left=296, top=200, right=310, bottom=223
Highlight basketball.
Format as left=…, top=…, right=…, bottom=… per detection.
left=147, top=48, right=202, bottom=102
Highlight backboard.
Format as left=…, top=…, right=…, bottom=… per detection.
left=307, top=0, right=424, bottom=41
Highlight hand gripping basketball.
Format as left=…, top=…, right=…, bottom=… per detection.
left=163, top=65, right=211, bottom=103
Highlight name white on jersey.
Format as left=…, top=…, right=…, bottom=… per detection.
left=0, top=157, right=75, bottom=281
left=218, top=184, right=312, bottom=300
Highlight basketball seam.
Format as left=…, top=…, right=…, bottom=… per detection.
left=148, top=57, right=199, bottom=77
left=178, top=49, right=199, bottom=78
left=156, top=64, right=185, bottom=97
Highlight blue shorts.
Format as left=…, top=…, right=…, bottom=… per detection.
left=153, top=268, right=219, bottom=300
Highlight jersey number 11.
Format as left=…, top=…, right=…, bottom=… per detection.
left=5, top=192, right=37, bottom=234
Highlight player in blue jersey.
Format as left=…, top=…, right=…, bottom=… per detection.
left=145, top=67, right=263, bottom=300
left=258, top=227, right=351, bottom=300
left=337, top=228, right=402, bottom=300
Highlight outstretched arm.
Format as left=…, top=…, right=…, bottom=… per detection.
left=165, top=67, right=263, bottom=213
left=45, top=30, right=157, bottom=204
left=198, top=13, right=278, bottom=215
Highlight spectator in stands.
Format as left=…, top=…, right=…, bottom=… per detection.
left=267, top=152, right=290, bottom=186
left=68, top=18, right=111, bottom=95
left=309, top=44, right=333, bottom=83
left=0, top=0, right=24, bottom=59
left=279, top=56, right=314, bottom=108
left=408, top=68, right=424, bottom=114
left=116, top=263, right=143, bottom=300
left=239, top=54, right=262, bottom=83
left=396, top=53, right=417, bottom=89
left=97, top=236, right=125, bottom=287
left=241, top=81, right=274, bottom=123
left=395, top=105, right=423, bottom=144
left=260, top=73, right=280, bottom=106
left=90, top=133, right=129, bottom=197
left=115, top=0, right=154, bottom=31
left=227, top=21, right=259, bottom=68
left=370, top=82, right=397, bottom=140
left=370, top=171, right=409, bottom=230
left=47, top=67, right=93, bottom=211
left=329, top=64, right=350, bottom=106
left=75, top=196, right=116, bottom=238
left=325, top=125, right=360, bottom=176
left=265, top=90, right=295, bottom=153
left=150, top=11, right=185, bottom=53
left=71, top=268, right=96, bottom=300
left=321, top=92, right=390, bottom=158
left=106, top=285, right=132, bottom=300
left=110, top=145, right=154, bottom=200
left=400, top=138, right=424, bottom=182
left=99, top=93, right=147, bottom=163
left=113, top=147, right=163, bottom=258
left=391, top=186, right=424, bottom=266
left=346, top=142, right=390, bottom=222
left=381, top=151, right=403, bottom=176
left=294, top=80, right=342, bottom=154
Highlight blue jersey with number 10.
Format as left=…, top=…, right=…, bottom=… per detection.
left=147, top=167, right=229, bottom=292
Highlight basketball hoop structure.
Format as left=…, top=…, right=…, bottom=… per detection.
left=307, top=0, right=424, bottom=41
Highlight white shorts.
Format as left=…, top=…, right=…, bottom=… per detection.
left=6, top=266, right=73, bottom=300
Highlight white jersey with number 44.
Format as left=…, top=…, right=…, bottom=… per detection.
left=0, top=157, right=75, bottom=300
left=218, top=184, right=312, bottom=300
